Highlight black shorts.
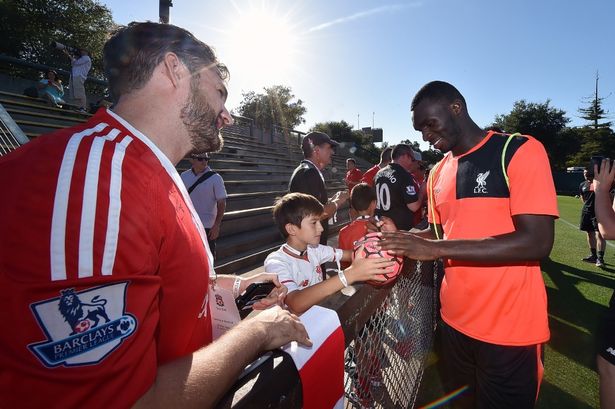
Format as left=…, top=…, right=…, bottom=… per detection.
left=439, top=321, right=543, bottom=409
left=597, top=292, right=615, bottom=365
left=580, top=211, right=598, bottom=232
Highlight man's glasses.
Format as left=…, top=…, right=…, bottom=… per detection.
left=195, top=158, right=209, bottom=162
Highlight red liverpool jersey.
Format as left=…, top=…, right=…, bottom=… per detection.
left=0, top=109, right=213, bottom=408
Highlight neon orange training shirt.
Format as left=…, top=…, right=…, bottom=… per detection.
left=428, top=132, right=559, bottom=346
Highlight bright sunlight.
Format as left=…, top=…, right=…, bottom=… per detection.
left=225, top=7, right=299, bottom=87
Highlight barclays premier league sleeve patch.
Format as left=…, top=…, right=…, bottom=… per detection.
left=28, top=282, right=137, bottom=367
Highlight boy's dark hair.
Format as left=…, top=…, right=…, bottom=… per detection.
left=380, top=147, right=392, bottom=163
left=392, top=143, right=414, bottom=161
left=350, top=183, right=376, bottom=212
left=411, top=81, right=466, bottom=111
left=272, top=193, right=324, bottom=238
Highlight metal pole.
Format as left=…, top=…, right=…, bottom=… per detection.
left=357, top=114, right=360, bottom=130
left=159, top=0, right=173, bottom=24
left=372, top=112, right=375, bottom=128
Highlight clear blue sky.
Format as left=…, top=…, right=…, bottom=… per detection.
left=101, top=0, right=615, bottom=149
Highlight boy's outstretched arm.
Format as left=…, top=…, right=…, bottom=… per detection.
left=284, top=255, right=393, bottom=314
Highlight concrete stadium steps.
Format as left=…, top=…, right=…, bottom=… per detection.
left=0, top=90, right=90, bottom=118
left=225, top=191, right=286, bottom=212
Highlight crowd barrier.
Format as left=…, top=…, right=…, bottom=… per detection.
left=216, top=259, right=441, bottom=409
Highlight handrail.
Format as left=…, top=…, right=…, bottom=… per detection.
left=0, top=54, right=108, bottom=87
left=0, top=103, right=29, bottom=155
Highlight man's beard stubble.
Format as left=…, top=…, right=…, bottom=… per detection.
left=180, top=78, right=224, bottom=154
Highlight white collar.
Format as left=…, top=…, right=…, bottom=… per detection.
left=283, top=243, right=308, bottom=257
left=304, top=159, right=324, bottom=182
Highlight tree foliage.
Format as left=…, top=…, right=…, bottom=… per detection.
left=311, top=120, right=359, bottom=142
left=236, top=85, right=306, bottom=130
left=490, top=100, right=574, bottom=169
left=0, top=0, right=115, bottom=80
left=310, top=120, right=381, bottom=163
left=578, top=72, right=612, bottom=130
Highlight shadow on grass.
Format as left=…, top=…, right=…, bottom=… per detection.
left=542, top=256, right=613, bottom=371
left=536, top=380, right=595, bottom=409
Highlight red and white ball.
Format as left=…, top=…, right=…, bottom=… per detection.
left=353, top=232, right=404, bottom=287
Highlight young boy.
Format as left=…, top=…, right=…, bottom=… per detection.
left=265, top=192, right=393, bottom=314
left=338, top=183, right=377, bottom=269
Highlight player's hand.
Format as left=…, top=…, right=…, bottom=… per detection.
left=345, top=246, right=395, bottom=284
left=366, top=215, right=397, bottom=232
left=333, top=190, right=349, bottom=204
left=208, top=224, right=221, bottom=240
left=594, top=158, right=615, bottom=194
left=378, top=231, right=438, bottom=260
left=241, top=273, right=287, bottom=308
left=249, top=306, right=312, bottom=349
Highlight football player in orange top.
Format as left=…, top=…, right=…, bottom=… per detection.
left=377, top=81, right=558, bottom=409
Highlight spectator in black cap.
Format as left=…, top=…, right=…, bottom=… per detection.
left=289, top=132, right=349, bottom=251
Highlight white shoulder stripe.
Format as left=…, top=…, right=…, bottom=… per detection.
left=78, top=128, right=122, bottom=278
left=101, top=135, right=133, bottom=276
left=50, top=122, right=108, bottom=281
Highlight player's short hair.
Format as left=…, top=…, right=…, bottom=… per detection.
left=350, top=183, right=376, bottom=212
left=272, top=193, right=324, bottom=238
left=104, top=21, right=229, bottom=101
left=380, top=147, right=393, bottom=163
left=411, top=81, right=466, bottom=111
left=391, top=144, right=415, bottom=161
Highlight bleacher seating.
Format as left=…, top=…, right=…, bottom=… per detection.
left=0, top=89, right=374, bottom=274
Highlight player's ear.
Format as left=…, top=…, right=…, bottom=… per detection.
left=285, top=223, right=297, bottom=237
left=451, top=99, right=463, bottom=115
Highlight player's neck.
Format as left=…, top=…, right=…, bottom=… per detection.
left=285, top=238, right=308, bottom=253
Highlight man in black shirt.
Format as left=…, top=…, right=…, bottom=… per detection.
left=579, top=167, right=606, bottom=267
left=374, top=144, right=425, bottom=230
left=289, top=131, right=349, bottom=245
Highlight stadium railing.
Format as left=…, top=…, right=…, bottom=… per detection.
left=216, top=259, right=441, bottom=409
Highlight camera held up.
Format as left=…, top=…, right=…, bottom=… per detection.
left=50, top=41, right=79, bottom=57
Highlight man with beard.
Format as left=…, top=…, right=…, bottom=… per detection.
left=377, top=81, right=558, bottom=408
left=0, top=22, right=310, bottom=408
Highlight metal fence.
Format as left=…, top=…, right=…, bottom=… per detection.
left=344, top=261, right=436, bottom=408
left=217, top=259, right=441, bottom=409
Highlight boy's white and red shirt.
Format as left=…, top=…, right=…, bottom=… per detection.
left=0, top=108, right=214, bottom=407
left=264, top=244, right=343, bottom=293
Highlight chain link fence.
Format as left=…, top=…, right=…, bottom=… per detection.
left=343, top=261, right=440, bottom=408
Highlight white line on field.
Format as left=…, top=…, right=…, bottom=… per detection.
left=557, top=217, right=615, bottom=248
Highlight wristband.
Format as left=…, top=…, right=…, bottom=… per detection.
left=338, top=270, right=349, bottom=288
left=232, top=277, right=242, bottom=298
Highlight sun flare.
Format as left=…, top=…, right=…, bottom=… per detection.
left=225, top=7, right=299, bottom=87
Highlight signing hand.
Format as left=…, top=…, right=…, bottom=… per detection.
left=378, top=231, right=439, bottom=261
left=366, top=215, right=398, bottom=233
